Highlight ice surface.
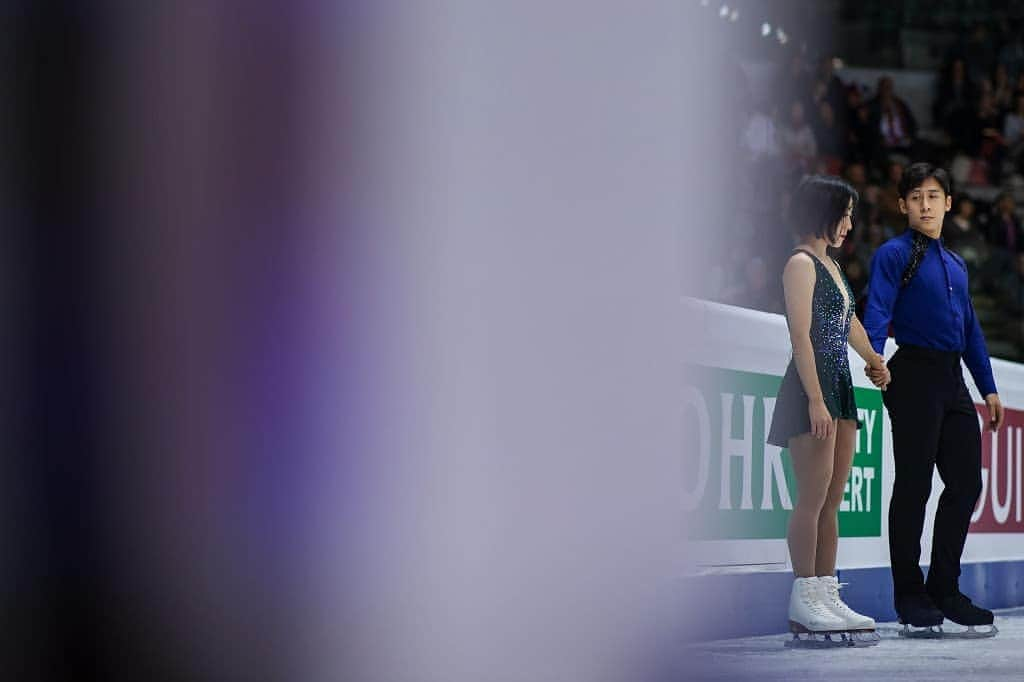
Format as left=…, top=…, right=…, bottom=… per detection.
left=679, top=607, right=1024, bottom=681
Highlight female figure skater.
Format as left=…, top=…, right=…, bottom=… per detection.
left=767, top=175, right=889, bottom=646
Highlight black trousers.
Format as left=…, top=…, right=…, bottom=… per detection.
left=882, top=345, right=983, bottom=607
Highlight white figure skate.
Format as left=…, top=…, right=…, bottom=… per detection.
left=785, top=577, right=852, bottom=648
left=818, top=575, right=880, bottom=646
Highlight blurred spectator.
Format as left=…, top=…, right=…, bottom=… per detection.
left=813, top=100, right=847, bottom=174
left=993, top=252, right=1024, bottom=316
left=962, top=23, right=997, bottom=83
left=988, top=192, right=1024, bottom=254
left=843, top=161, right=880, bottom=217
left=845, top=85, right=878, bottom=164
left=844, top=161, right=869, bottom=196
left=1003, top=92, right=1024, bottom=173
left=811, top=55, right=847, bottom=121
left=720, top=256, right=784, bottom=314
left=992, top=63, right=1014, bottom=112
left=944, top=195, right=990, bottom=287
left=843, top=256, right=869, bottom=300
left=876, top=160, right=905, bottom=232
left=934, top=58, right=977, bottom=144
left=742, top=97, right=781, bottom=162
left=998, top=24, right=1024, bottom=82
left=868, top=76, right=917, bottom=162
left=961, top=92, right=1005, bottom=185
left=779, top=100, right=818, bottom=172
left=777, top=52, right=812, bottom=117
left=855, top=222, right=888, bottom=275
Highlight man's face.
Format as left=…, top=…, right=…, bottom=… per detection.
left=899, top=177, right=951, bottom=234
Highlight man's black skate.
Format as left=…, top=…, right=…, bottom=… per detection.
left=930, top=592, right=998, bottom=638
left=896, top=593, right=944, bottom=638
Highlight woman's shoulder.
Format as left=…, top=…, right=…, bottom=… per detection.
left=785, top=249, right=816, bottom=266
left=783, top=250, right=818, bottom=281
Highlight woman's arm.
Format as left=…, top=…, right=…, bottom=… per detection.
left=849, top=314, right=883, bottom=367
left=783, top=255, right=834, bottom=439
left=850, top=313, right=890, bottom=388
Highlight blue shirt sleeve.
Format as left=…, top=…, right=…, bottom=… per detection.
left=863, top=245, right=904, bottom=355
left=963, top=296, right=998, bottom=396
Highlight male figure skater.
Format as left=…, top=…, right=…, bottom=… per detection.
left=864, top=162, right=1003, bottom=636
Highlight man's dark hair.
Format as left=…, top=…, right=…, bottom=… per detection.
left=898, top=162, right=951, bottom=198
left=789, top=174, right=858, bottom=242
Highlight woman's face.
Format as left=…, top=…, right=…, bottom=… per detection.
left=830, top=200, right=854, bottom=247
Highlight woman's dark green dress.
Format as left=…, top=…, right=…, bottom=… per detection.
left=767, top=249, right=860, bottom=447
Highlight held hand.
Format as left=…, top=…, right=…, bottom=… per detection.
left=985, top=393, right=1004, bottom=432
left=868, top=366, right=891, bottom=390
left=864, top=359, right=890, bottom=390
left=808, top=398, right=835, bottom=440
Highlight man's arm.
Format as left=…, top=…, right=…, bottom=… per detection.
left=862, top=245, right=903, bottom=354
left=963, top=296, right=997, bottom=397
left=963, top=294, right=1003, bottom=430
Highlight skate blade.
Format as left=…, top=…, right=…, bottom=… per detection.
left=784, top=632, right=854, bottom=649
left=898, top=623, right=998, bottom=639
left=898, top=624, right=944, bottom=639
left=934, top=624, right=999, bottom=639
left=848, top=631, right=881, bottom=647
left=784, top=630, right=878, bottom=648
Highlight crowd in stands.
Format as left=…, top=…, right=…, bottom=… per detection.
left=708, top=26, right=1024, bottom=361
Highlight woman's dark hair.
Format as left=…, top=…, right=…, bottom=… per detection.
left=789, top=174, right=858, bottom=242
left=898, top=162, right=952, bottom=198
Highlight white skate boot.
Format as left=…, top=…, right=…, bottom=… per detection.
left=785, top=577, right=848, bottom=648
left=818, top=576, right=879, bottom=646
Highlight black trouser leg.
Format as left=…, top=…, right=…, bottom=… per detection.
left=884, top=352, right=945, bottom=606
left=927, top=379, right=984, bottom=598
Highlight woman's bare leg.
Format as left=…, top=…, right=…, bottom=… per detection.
left=787, top=427, right=837, bottom=577
left=815, top=419, right=857, bottom=576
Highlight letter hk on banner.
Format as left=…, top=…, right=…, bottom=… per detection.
left=972, top=403, right=1024, bottom=532
left=682, top=366, right=883, bottom=540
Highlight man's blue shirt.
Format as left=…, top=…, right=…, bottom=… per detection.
left=863, top=229, right=997, bottom=397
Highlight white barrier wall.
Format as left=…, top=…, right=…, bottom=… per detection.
left=683, top=297, right=1024, bottom=572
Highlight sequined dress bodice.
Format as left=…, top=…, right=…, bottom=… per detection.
left=790, top=249, right=856, bottom=420
left=801, top=253, right=854, bottom=365
left=767, top=249, right=860, bottom=446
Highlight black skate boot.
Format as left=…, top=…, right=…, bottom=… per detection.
left=896, top=593, right=943, bottom=638
left=930, top=592, right=998, bottom=638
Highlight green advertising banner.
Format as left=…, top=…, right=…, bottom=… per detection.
left=683, top=366, right=883, bottom=540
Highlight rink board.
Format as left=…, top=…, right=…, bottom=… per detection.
left=682, top=298, right=1024, bottom=638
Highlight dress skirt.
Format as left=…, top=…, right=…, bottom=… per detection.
left=766, top=355, right=860, bottom=448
